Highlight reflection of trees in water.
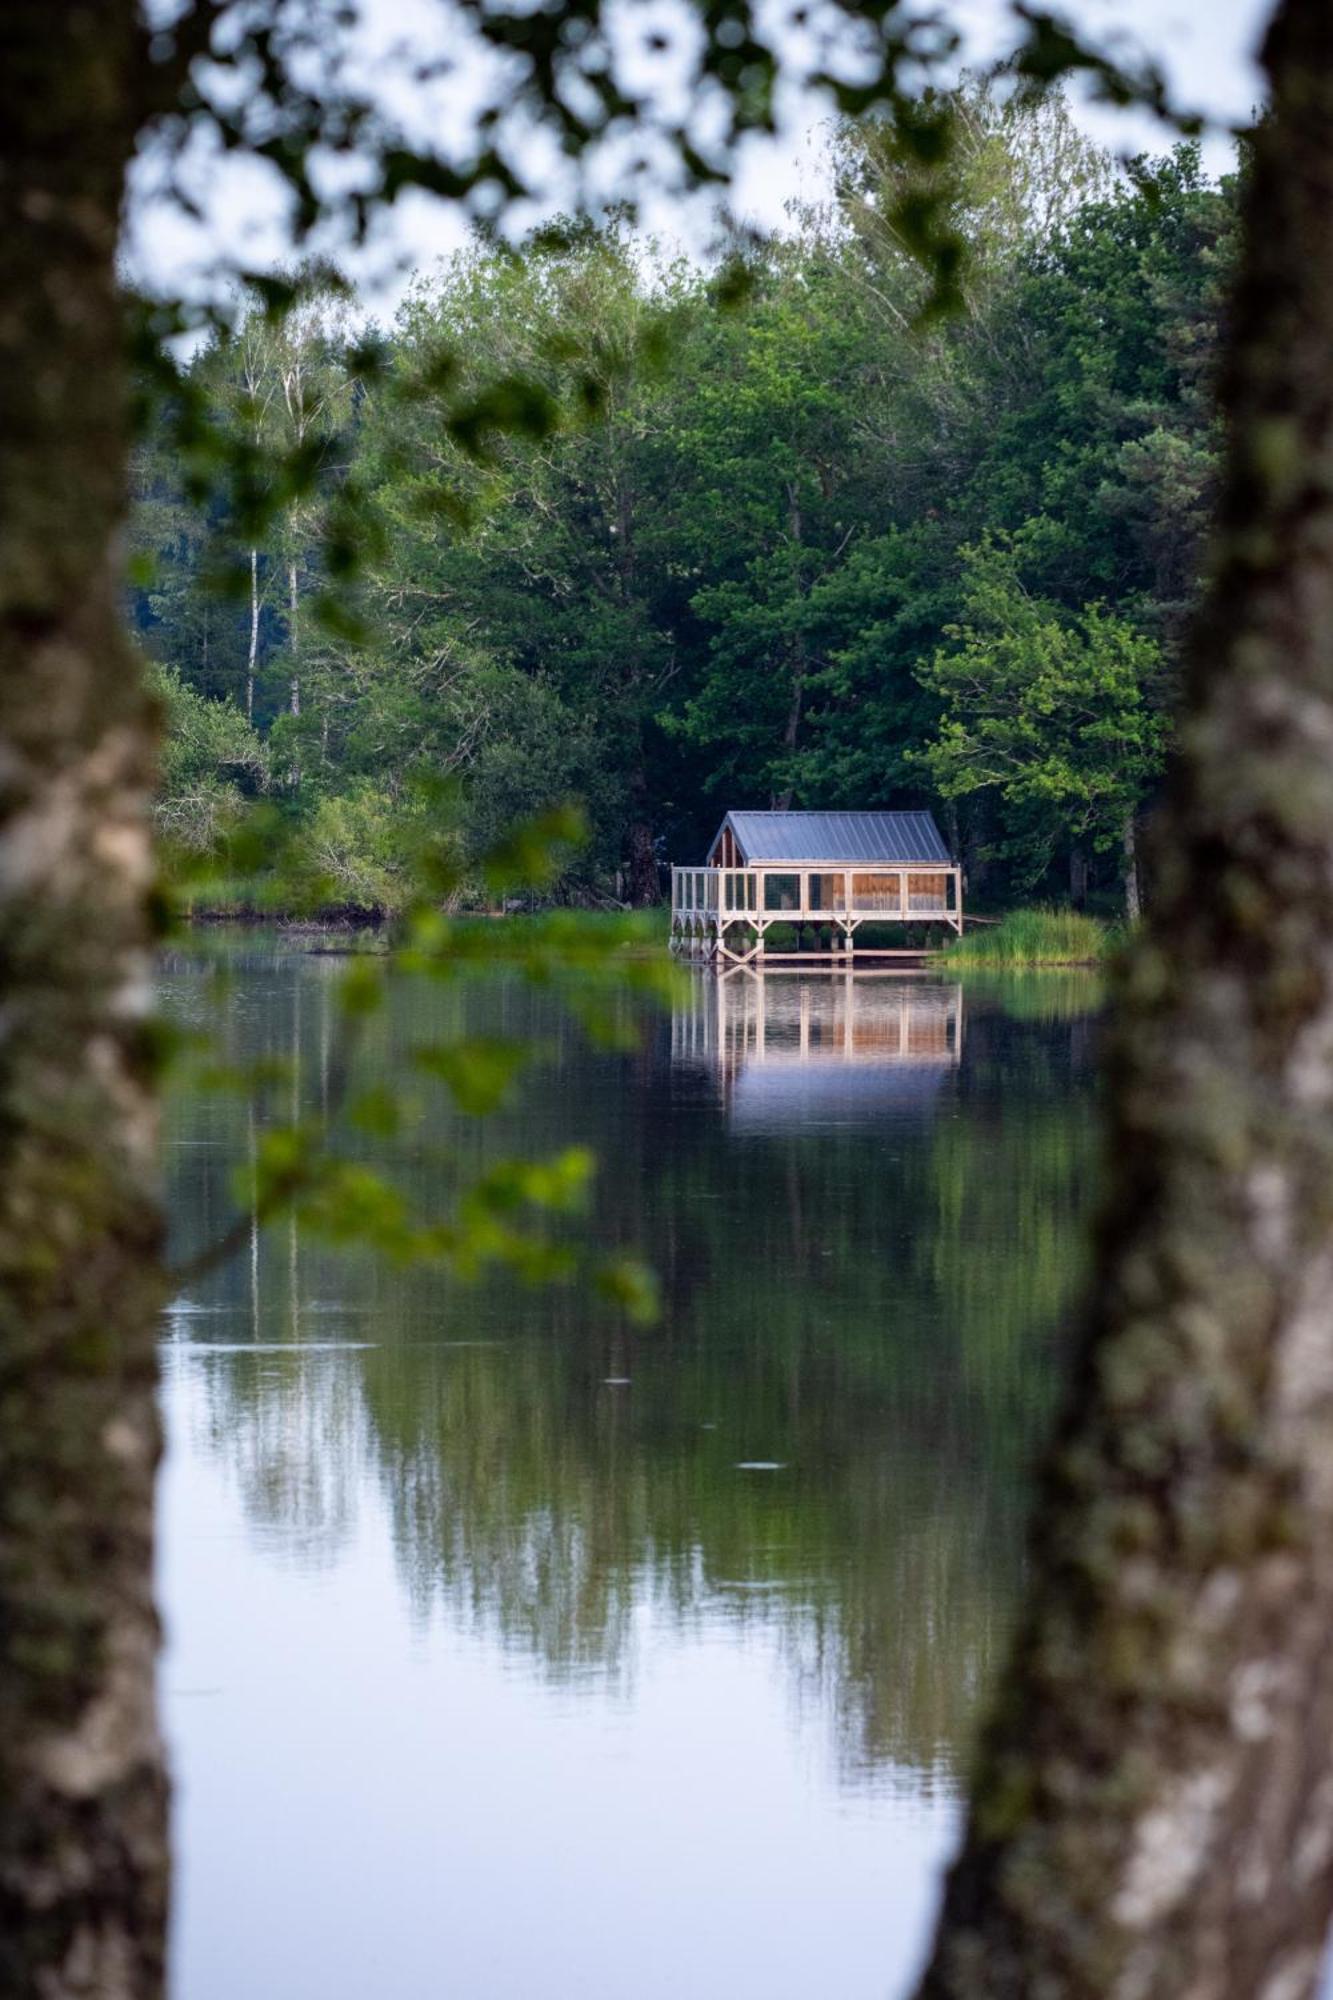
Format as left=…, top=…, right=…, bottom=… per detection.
left=164, top=953, right=1099, bottom=1786
left=168, top=1336, right=369, bottom=1572
left=352, top=1309, right=1047, bottom=1784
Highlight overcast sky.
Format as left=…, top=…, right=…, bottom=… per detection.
left=127, top=0, right=1273, bottom=319
left=727, top=0, right=1269, bottom=233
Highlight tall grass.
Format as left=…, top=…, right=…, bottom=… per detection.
left=939, top=905, right=1112, bottom=967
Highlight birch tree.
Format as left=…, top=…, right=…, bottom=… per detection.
left=1, top=11, right=168, bottom=1994
left=915, top=4, right=1333, bottom=1993
left=229, top=320, right=281, bottom=721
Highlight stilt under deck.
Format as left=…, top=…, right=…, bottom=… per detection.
left=668, top=863, right=963, bottom=966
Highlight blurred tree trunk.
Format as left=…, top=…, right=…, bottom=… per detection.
left=916, top=3, right=1333, bottom=1996
left=0, top=7, right=168, bottom=1999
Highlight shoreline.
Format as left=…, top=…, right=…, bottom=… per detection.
left=173, top=907, right=1105, bottom=973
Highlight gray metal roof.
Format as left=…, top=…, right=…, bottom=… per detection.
left=712, top=810, right=951, bottom=865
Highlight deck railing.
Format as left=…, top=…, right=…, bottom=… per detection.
left=671, top=866, right=956, bottom=922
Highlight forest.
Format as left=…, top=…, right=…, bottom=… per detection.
left=132, top=85, right=1238, bottom=918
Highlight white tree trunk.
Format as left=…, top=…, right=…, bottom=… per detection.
left=247, top=545, right=259, bottom=720
left=288, top=557, right=300, bottom=718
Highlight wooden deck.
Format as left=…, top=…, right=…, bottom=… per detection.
left=669, top=862, right=964, bottom=965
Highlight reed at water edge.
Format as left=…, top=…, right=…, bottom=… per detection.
left=938, top=906, right=1113, bottom=968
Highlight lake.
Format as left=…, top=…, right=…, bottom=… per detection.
left=159, top=943, right=1100, bottom=2000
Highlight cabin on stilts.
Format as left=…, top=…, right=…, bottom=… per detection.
left=670, top=810, right=962, bottom=965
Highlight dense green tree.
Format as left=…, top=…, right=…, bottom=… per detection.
left=343, top=230, right=702, bottom=898
left=919, top=537, right=1167, bottom=915
left=964, top=145, right=1235, bottom=637
left=663, top=241, right=875, bottom=808
left=149, top=663, right=267, bottom=854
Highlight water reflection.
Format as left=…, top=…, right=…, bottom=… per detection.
left=161, top=947, right=1100, bottom=2000
left=673, top=971, right=963, bottom=1129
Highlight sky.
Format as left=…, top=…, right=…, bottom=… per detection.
left=724, top=0, right=1270, bottom=229
left=127, top=0, right=1273, bottom=321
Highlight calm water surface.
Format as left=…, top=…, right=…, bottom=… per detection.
left=159, top=947, right=1100, bottom=2000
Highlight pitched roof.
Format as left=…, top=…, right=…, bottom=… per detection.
left=713, top=810, right=951, bottom=865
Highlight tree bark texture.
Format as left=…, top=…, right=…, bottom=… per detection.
left=916, top=6, right=1333, bottom=1997
left=0, top=7, right=168, bottom=1998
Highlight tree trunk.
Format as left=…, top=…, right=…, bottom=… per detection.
left=0, top=8, right=168, bottom=1999
left=1070, top=844, right=1089, bottom=910
left=772, top=477, right=807, bottom=813
left=625, top=753, right=658, bottom=906
left=288, top=555, right=301, bottom=789
left=247, top=545, right=259, bottom=721
left=288, top=556, right=300, bottom=718
left=627, top=814, right=658, bottom=906
left=1122, top=812, right=1142, bottom=924
left=771, top=658, right=805, bottom=812
left=916, top=5, right=1333, bottom=1997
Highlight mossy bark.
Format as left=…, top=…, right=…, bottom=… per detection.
left=916, top=5, right=1333, bottom=1996
left=0, top=6, right=168, bottom=1996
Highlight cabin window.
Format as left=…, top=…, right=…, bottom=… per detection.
left=807, top=873, right=846, bottom=913
left=763, top=873, right=801, bottom=913
left=906, top=872, right=947, bottom=912
left=851, top=872, right=901, bottom=913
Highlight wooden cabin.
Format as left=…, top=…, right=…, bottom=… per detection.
left=670, top=810, right=962, bottom=964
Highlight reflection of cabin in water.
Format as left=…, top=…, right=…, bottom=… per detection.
left=672, top=972, right=964, bottom=1130
left=670, top=811, right=962, bottom=964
